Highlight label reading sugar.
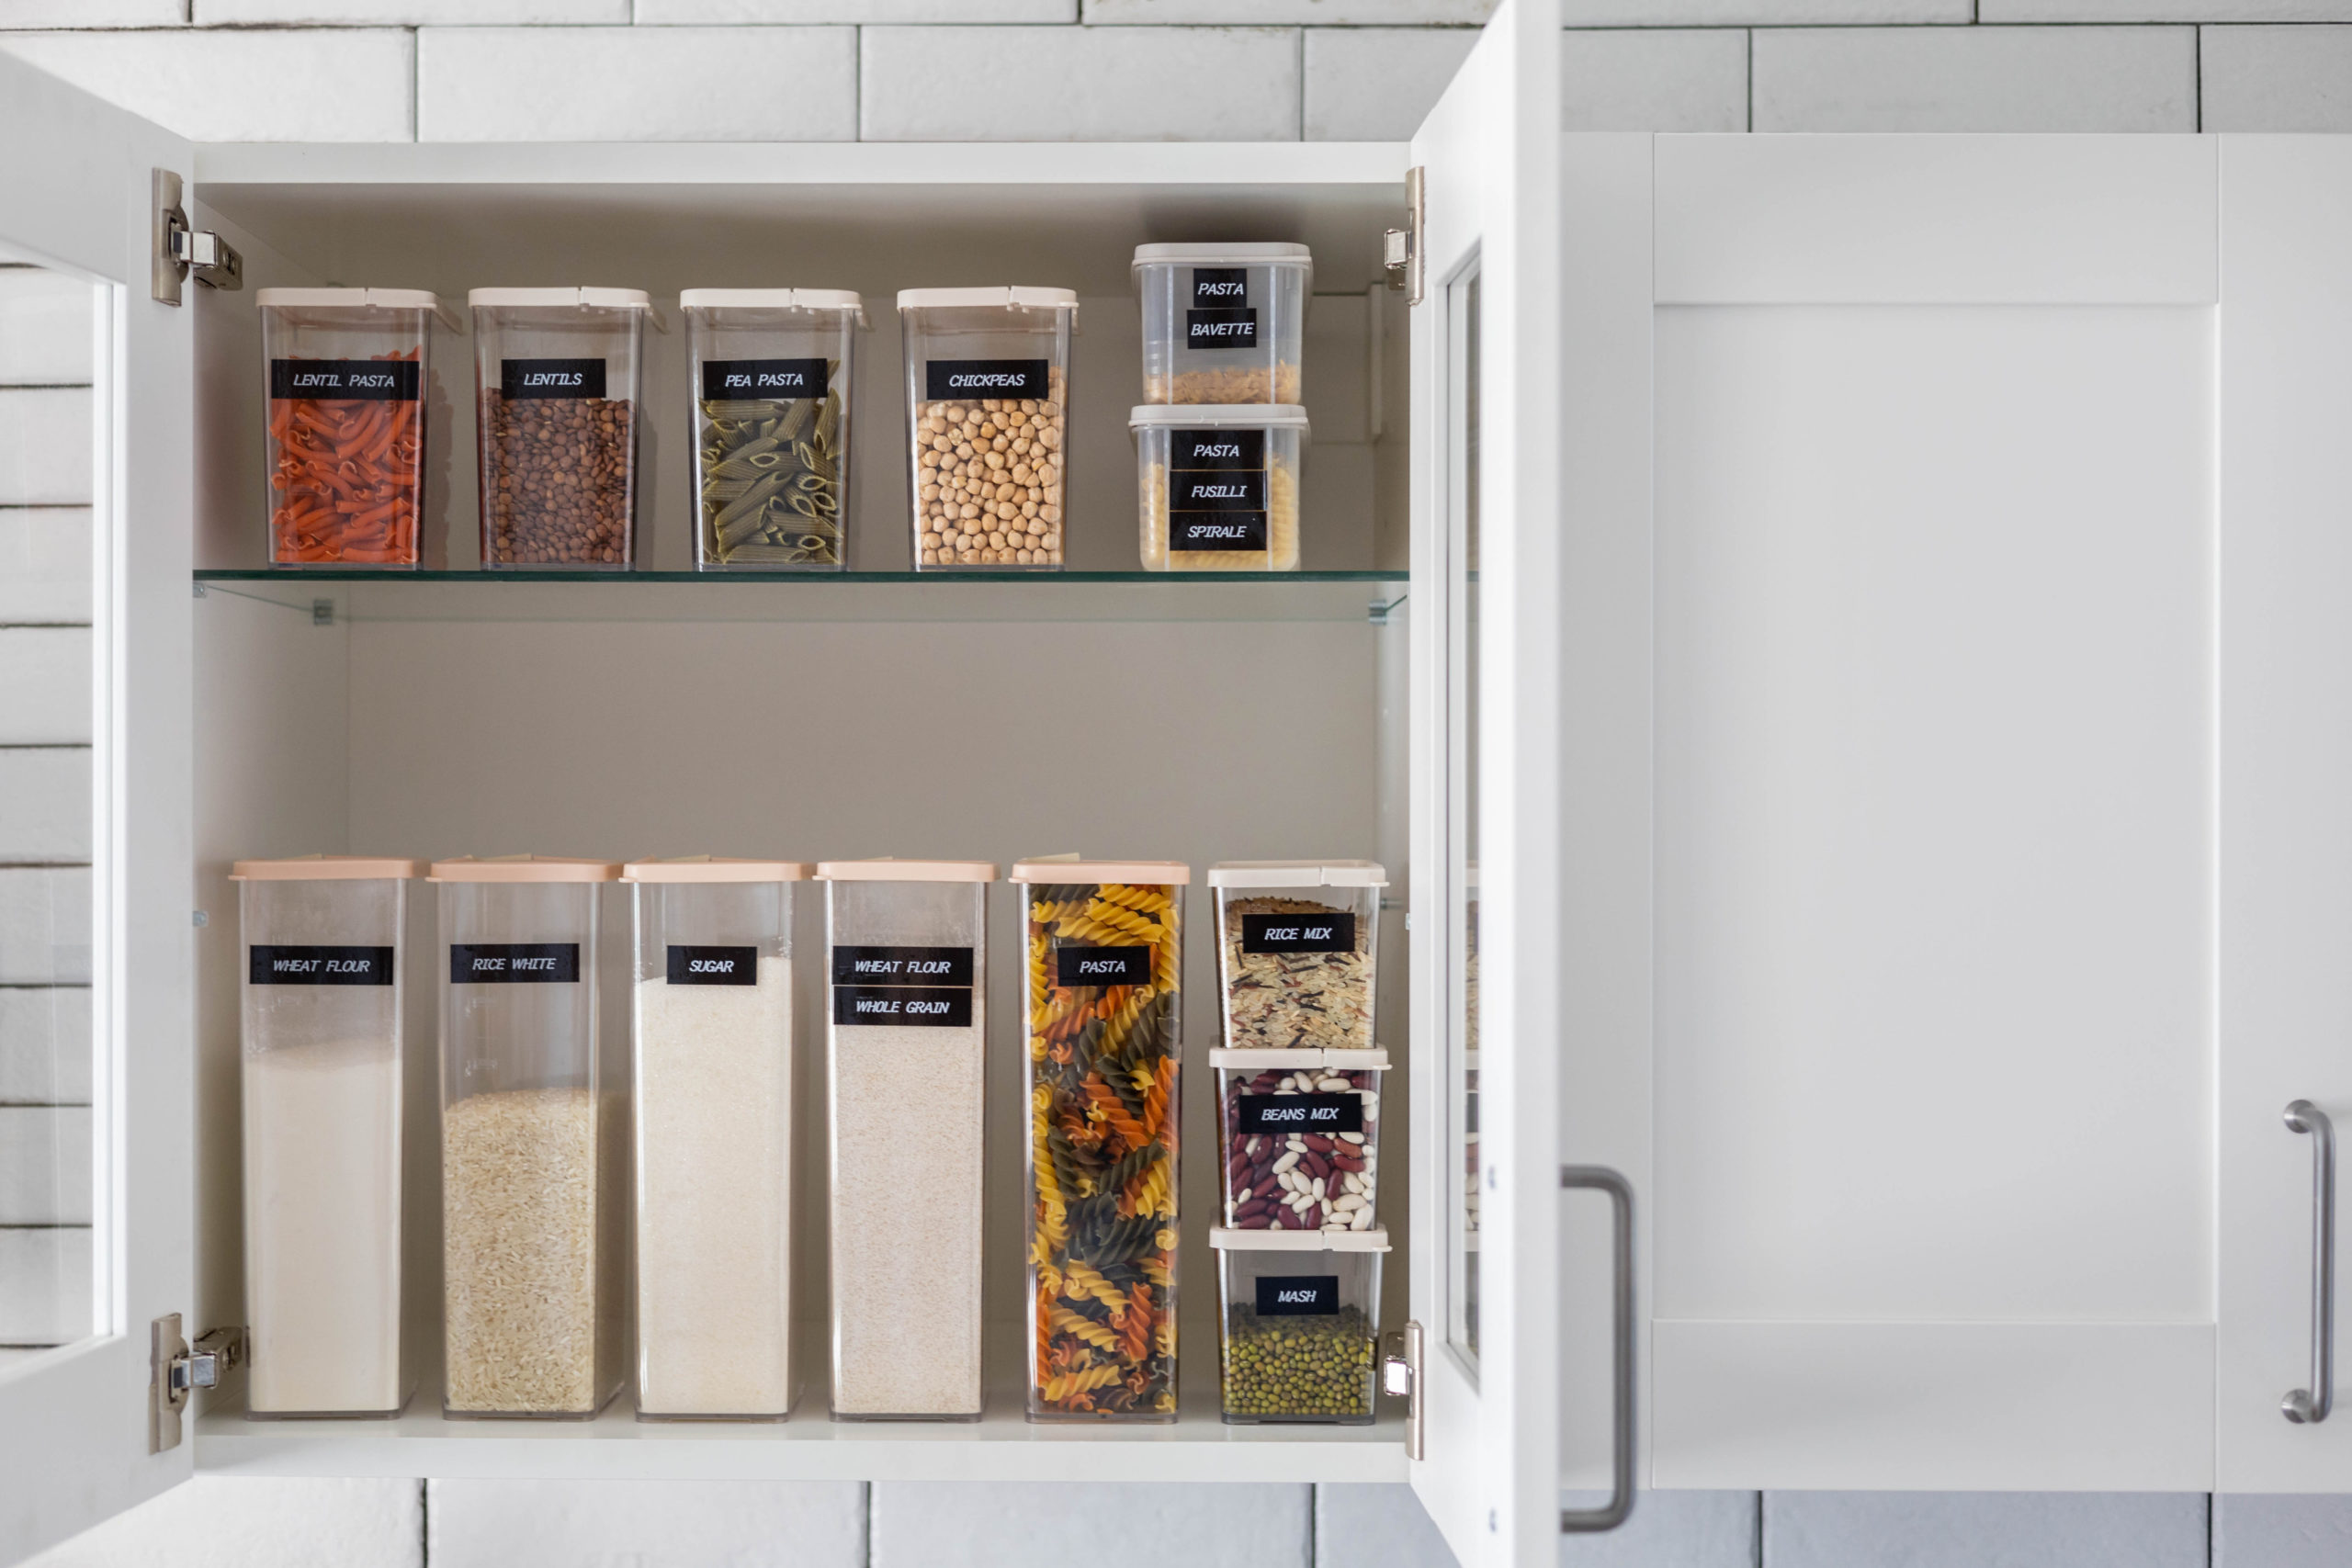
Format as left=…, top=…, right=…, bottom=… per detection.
left=1184, top=308, right=1260, bottom=350
left=1172, top=470, right=1266, bottom=512
left=1240, top=912, right=1356, bottom=954
left=1171, top=513, right=1269, bottom=551
left=501, top=357, right=606, bottom=400
left=832, top=984, right=972, bottom=1028
left=1171, top=428, right=1265, bottom=471
left=831, top=945, right=976, bottom=987
left=1237, top=1092, right=1364, bottom=1135
left=667, top=944, right=758, bottom=986
left=1256, top=1274, right=1340, bottom=1316
left=268, top=359, right=419, bottom=401
left=1056, top=944, right=1152, bottom=988
left=702, top=357, right=828, bottom=400
left=449, top=942, right=580, bottom=984
left=248, top=944, right=395, bottom=986
left=926, top=358, right=1049, bottom=400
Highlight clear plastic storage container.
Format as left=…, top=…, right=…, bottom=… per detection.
left=1134, top=243, right=1310, bottom=405
left=234, top=855, right=421, bottom=1418
left=682, top=289, right=864, bottom=570
left=1132, top=405, right=1306, bottom=571
left=816, top=858, right=996, bottom=1419
left=1011, top=857, right=1189, bottom=1422
left=624, top=856, right=810, bottom=1420
left=1210, top=861, right=1385, bottom=1051
left=1212, top=1226, right=1386, bottom=1424
left=470, top=288, right=656, bottom=570
left=260, top=288, right=455, bottom=568
left=432, top=854, right=626, bottom=1419
left=1215, top=1047, right=1387, bottom=1232
left=899, top=287, right=1076, bottom=570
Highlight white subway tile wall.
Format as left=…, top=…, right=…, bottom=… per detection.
left=1303, top=27, right=1480, bottom=141
left=25, top=1479, right=423, bottom=1568
left=1765, top=1492, right=2210, bottom=1568
left=2200, top=23, right=2352, bottom=128
left=2214, top=1494, right=2352, bottom=1568
left=1752, top=24, right=2199, bottom=131
left=872, top=1482, right=1310, bottom=1568
left=1561, top=26, right=1749, bottom=131
left=427, top=1480, right=867, bottom=1568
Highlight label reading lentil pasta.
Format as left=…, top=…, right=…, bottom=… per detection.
left=448, top=942, right=580, bottom=983
left=268, top=359, right=418, bottom=401
left=1056, top=944, right=1152, bottom=987
left=501, top=358, right=606, bottom=400
left=701, top=357, right=828, bottom=400
left=247, top=944, right=395, bottom=986
left=665, top=945, right=759, bottom=987
left=1254, top=1274, right=1340, bottom=1315
left=1236, top=1092, right=1364, bottom=1135
left=924, top=359, right=1049, bottom=399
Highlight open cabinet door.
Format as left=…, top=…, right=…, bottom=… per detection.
left=0, top=51, right=199, bottom=1566
left=1406, top=3, right=1586, bottom=1562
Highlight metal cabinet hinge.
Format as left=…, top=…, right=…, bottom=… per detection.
left=150, top=1315, right=245, bottom=1451
left=153, top=170, right=242, bottom=306
left=1382, top=1319, right=1425, bottom=1460
left=1382, top=167, right=1425, bottom=307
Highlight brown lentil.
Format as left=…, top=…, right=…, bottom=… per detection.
left=480, top=392, right=638, bottom=567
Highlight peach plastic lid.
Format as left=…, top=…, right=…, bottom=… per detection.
left=623, top=856, right=813, bottom=883
left=816, top=858, right=997, bottom=883
left=429, top=854, right=620, bottom=884
left=232, top=854, right=423, bottom=881
left=1010, top=855, right=1191, bottom=886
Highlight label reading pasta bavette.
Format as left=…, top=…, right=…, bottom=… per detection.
left=449, top=942, right=580, bottom=983
left=833, top=984, right=972, bottom=1028
left=667, top=944, right=757, bottom=986
left=249, top=944, right=394, bottom=986
left=269, top=359, right=419, bottom=401
left=501, top=358, right=606, bottom=400
left=702, top=357, right=828, bottom=400
left=1240, top=912, right=1355, bottom=954
left=1237, top=1092, right=1363, bottom=1135
left=1056, top=944, right=1152, bottom=987
left=925, top=359, right=1049, bottom=400
left=1255, top=1274, right=1340, bottom=1315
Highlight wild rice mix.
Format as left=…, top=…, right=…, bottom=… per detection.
left=1219, top=897, right=1374, bottom=1052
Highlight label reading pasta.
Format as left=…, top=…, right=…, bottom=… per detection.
left=1171, top=428, right=1265, bottom=471
left=667, top=944, right=758, bottom=986
left=1172, top=514, right=1269, bottom=551
left=1255, top=1274, right=1340, bottom=1315
left=702, top=357, right=827, bottom=400
left=831, top=944, right=975, bottom=987
left=833, top=984, right=972, bottom=1028
left=448, top=942, right=580, bottom=984
left=248, top=944, right=394, bottom=986
left=925, top=359, right=1049, bottom=400
left=501, top=357, right=607, bottom=400
left=268, top=359, right=419, bottom=401
left=1184, top=308, right=1259, bottom=350
left=1241, top=912, right=1356, bottom=954
left=1237, top=1092, right=1363, bottom=1134
left=1192, top=267, right=1250, bottom=308
left=1056, top=944, right=1152, bottom=987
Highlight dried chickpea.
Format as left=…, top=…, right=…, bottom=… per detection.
left=910, top=372, right=1067, bottom=568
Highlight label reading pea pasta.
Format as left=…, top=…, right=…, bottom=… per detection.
left=833, top=984, right=972, bottom=1028
left=1056, top=944, right=1152, bottom=987
left=831, top=945, right=975, bottom=986
left=925, top=359, right=1049, bottom=400
left=501, top=358, right=606, bottom=400
left=249, top=944, right=395, bottom=986
left=1171, top=428, right=1265, bottom=471
left=1241, top=912, right=1356, bottom=953
left=702, top=357, right=828, bottom=400
left=1184, top=308, right=1259, bottom=350
left=1237, top=1092, right=1364, bottom=1135
left=1255, top=1275, right=1340, bottom=1316
left=667, top=945, right=758, bottom=986
left=448, top=942, right=580, bottom=983
left=269, top=359, right=419, bottom=401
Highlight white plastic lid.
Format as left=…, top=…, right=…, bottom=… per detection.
left=816, top=857, right=998, bottom=884
left=1211, top=1224, right=1389, bottom=1254
left=1011, top=855, right=1191, bottom=886
left=469, top=287, right=652, bottom=310
left=1207, top=859, right=1388, bottom=889
left=428, top=854, right=620, bottom=884
left=622, top=856, right=813, bottom=883
left=678, top=288, right=868, bottom=326
left=1130, top=404, right=1309, bottom=433
left=1210, top=1047, right=1391, bottom=1072
left=256, top=287, right=459, bottom=330
left=897, top=286, right=1078, bottom=311
left=231, top=854, right=423, bottom=881
left=1134, top=242, right=1312, bottom=272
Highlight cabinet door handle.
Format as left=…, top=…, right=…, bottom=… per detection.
left=2283, top=1100, right=2335, bottom=1425
left=1560, top=1165, right=1635, bottom=1532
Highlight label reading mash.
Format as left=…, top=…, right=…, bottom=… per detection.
left=1237, top=1092, right=1364, bottom=1135
left=1172, top=470, right=1266, bottom=512
left=1240, top=911, right=1357, bottom=954
left=832, top=985, right=973, bottom=1029
left=248, top=944, right=394, bottom=986
left=831, top=945, right=976, bottom=987
left=1171, top=513, right=1269, bottom=551
left=268, top=359, right=419, bottom=401
left=926, top=358, right=1049, bottom=400
left=667, top=944, right=758, bottom=987
left=1192, top=267, right=1250, bottom=308
left=501, top=357, right=606, bottom=400
left=701, top=357, right=828, bottom=400
left=1056, top=944, right=1152, bottom=988
left=449, top=942, right=580, bottom=984
left=1184, top=308, right=1260, bottom=350
left=1255, top=1274, right=1340, bottom=1316
left=1171, top=428, right=1265, bottom=472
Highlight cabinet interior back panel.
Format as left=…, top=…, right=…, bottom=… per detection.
left=1653, top=303, right=2215, bottom=1324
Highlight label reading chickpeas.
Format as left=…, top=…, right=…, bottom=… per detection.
left=665, top=945, right=759, bottom=987
left=1055, top=945, right=1152, bottom=987
left=500, top=358, right=607, bottom=400
left=1254, top=1275, right=1340, bottom=1316
left=924, top=359, right=1049, bottom=400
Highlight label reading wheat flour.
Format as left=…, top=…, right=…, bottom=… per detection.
left=701, top=357, right=828, bottom=400
left=1256, top=1274, right=1340, bottom=1315
left=831, top=945, right=976, bottom=987
left=1236, top=1092, right=1364, bottom=1135
left=832, top=984, right=973, bottom=1029
left=1240, top=912, right=1356, bottom=954
left=1056, top=944, right=1152, bottom=988
left=667, top=944, right=758, bottom=986
left=1184, top=308, right=1260, bottom=350
left=1171, top=428, right=1265, bottom=472
left=248, top=944, right=395, bottom=986
left=925, top=359, right=1049, bottom=400
left=501, top=357, right=606, bottom=400
left=268, top=359, right=419, bottom=401
left=448, top=942, right=580, bottom=984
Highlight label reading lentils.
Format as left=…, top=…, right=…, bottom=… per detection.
left=1237, top=1092, right=1364, bottom=1135
left=1171, top=428, right=1265, bottom=471
left=666, top=944, right=758, bottom=986
left=449, top=942, right=580, bottom=984
left=833, top=984, right=972, bottom=1029
left=500, top=358, right=607, bottom=400
left=925, top=359, right=1049, bottom=400
left=701, top=357, right=828, bottom=400
left=831, top=945, right=975, bottom=987
left=248, top=944, right=394, bottom=986
left=268, top=359, right=419, bottom=401
left=1056, top=944, right=1152, bottom=988
left=1255, top=1274, right=1340, bottom=1315
left=1184, top=309, right=1260, bottom=350
left=1240, top=912, right=1356, bottom=954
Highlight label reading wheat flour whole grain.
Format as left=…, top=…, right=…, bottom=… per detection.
left=701, top=357, right=828, bottom=400
left=1056, top=944, right=1153, bottom=988
left=1236, top=1092, right=1365, bottom=1135
left=1240, top=912, right=1356, bottom=954
left=925, top=359, right=1050, bottom=400
left=448, top=942, right=581, bottom=983
left=832, top=984, right=973, bottom=1029
left=501, top=358, right=607, bottom=400
left=667, top=944, right=759, bottom=986
left=248, top=944, right=395, bottom=986
left=269, top=359, right=420, bottom=401
left=1255, top=1274, right=1340, bottom=1315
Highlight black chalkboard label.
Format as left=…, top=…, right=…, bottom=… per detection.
left=1171, top=428, right=1265, bottom=471
left=1192, top=267, right=1250, bottom=307
left=449, top=942, right=580, bottom=983
left=702, top=357, right=827, bottom=400
left=269, top=359, right=418, bottom=401
left=1256, top=1274, right=1340, bottom=1315
left=249, top=944, right=394, bottom=986
left=1171, top=513, right=1269, bottom=551
left=667, top=944, right=758, bottom=986
left=833, top=984, right=972, bottom=1028
left=1172, top=470, right=1266, bottom=511
left=831, top=945, right=975, bottom=987
left=1184, top=309, right=1259, bottom=350
left=1237, top=1092, right=1364, bottom=1134
left=1241, top=912, right=1356, bottom=954
left=501, top=358, right=606, bottom=400
left=926, top=359, right=1049, bottom=400
left=1056, top=944, right=1152, bottom=987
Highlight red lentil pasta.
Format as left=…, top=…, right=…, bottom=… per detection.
left=266, top=349, right=424, bottom=565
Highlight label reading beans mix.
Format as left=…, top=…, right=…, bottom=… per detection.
left=1236, top=1092, right=1364, bottom=1135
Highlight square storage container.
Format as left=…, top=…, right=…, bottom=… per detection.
left=470, top=288, right=656, bottom=570
left=233, top=855, right=422, bottom=1418
left=1011, top=858, right=1190, bottom=1422
left=1215, top=1047, right=1387, bottom=1232
left=625, top=856, right=811, bottom=1420
left=1212, top=1226, right=1386, bottom=1424
left=1134, top=243, right=1310, bottom=405
left=259, top=288, right=454, bottom=568
left=682, top=289, right=864, bottom=570
left=1210, top=860, right=1386, bottom=1051
left=816, top=858, right=996, bottom=1419
left=1132, top=405, right=1306, bottom=571
left=431, top=855, right=626, bottom=1419
left=899, top=287, right=1075, bottom=570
